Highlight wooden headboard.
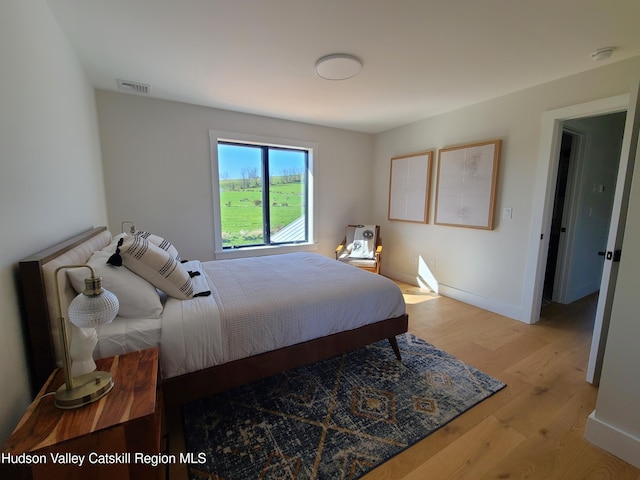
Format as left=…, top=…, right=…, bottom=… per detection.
left=19, top=227, right=112, bottom=394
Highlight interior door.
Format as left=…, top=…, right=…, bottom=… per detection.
left=586, top=78, right=640, bottom=384
left=551, top=130, right=581, bottom=304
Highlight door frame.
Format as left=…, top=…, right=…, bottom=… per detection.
left=522, top=94, right=629, bottom=324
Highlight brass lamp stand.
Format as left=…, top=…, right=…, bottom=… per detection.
left=53, top=265, right=119, bottom=409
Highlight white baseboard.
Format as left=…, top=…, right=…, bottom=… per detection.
left=584, top=411, right=640, bottom=468
left=386, top=269, right=529, bottom=323
left=438, top=284, right=527, bottom=323
left=389, top=270, right=424, bottom=287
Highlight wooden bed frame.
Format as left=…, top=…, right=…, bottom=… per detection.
left=19, top=227, right=408, bottom=407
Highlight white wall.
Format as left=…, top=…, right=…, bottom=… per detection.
left=373, top=56, right=640, bottom=321
left=0, top=0, right=108, bottom=441
left=96, top=91, right=374, bottom=260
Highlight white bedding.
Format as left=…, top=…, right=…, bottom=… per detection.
left=159, top=252, right=405, bottom=379
left=95, top=316, right=162, bottom=359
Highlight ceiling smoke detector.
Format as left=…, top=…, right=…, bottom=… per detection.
left=116, top=79, right=151, bottom=95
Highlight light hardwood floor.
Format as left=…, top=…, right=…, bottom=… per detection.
left=168, top=283, right=640, bottom=480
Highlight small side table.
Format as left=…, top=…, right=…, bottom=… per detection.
left=2, top=348, right=163, bottom=480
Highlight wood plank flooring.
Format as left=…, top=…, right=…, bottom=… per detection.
left=168, top=282, right=640, bottom=480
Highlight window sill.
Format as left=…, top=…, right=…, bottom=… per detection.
left=214, top=242, right=318, bottom=260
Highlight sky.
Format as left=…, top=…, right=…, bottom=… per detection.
left=218, top=143, right=306, bottom=180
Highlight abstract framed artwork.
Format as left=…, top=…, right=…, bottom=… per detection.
left=388, top=150, right=433, bottom=223
left=435, top=139, right=501, bottom=230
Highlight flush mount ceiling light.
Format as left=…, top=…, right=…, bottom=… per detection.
left=591, top=47, right=616, bottom=61
left=315, top=54, right=363, bottom=80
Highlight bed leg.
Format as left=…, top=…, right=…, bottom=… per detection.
left=388, top=336, right=402, bottom=361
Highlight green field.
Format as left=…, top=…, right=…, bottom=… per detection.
left=219, top=176, right=305, bottom=247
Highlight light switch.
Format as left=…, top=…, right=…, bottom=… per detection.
left=503, top=207, right=512, bottom=220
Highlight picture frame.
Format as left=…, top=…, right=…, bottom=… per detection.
left=434, top=139, right=501, bottom=230
left=388, top=150, right=433, bottom=223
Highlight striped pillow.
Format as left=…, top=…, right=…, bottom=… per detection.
left=116, top=235, right=193, bottom=300
left=134, top=231, right=181, bottom=261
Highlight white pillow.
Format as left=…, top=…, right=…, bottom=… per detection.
left=67, top=250, right=163, bottom=319
left=348, top=226, right=376, bottom=259
left=111, top=235, right=193, bottom=300
left=134, top=231, right=181, bottom=261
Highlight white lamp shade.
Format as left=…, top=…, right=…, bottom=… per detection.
left=68, top=288, right=119, bottom=328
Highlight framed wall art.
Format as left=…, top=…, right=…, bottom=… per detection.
left=388, top=150, right=433, bottom=223
left=434, top=139, right=501, bottom=230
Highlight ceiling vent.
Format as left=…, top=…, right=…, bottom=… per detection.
left=116, top=79, right=150, bottom=95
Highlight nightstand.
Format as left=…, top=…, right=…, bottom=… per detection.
left=2, top=348, right=163, bottom=480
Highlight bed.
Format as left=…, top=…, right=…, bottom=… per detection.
left=18, top=226, right=408, bottom=407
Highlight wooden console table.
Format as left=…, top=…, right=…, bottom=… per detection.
left=2, top=348, right=163, bottom=480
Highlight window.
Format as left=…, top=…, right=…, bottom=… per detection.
left=210, top=131, right=315, bottom=256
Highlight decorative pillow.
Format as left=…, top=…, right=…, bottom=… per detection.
left=103, top=232, right=127, bottom=254
left=67, top=250, right=163, bottom=319
left=108, top=236, right=193, bottom=300
left=348, top=225, right=376, bottom=259
left=134, top=231, right=180, bottom=261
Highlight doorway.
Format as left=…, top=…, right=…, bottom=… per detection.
left=522, top=88, right=639, bottom=386
left=541, top=113, right=625, bottom=308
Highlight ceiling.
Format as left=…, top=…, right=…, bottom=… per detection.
left=47, top=0, right=640, bottom=133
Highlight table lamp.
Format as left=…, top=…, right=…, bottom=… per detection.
left=54, top=265, right=119, bottom=409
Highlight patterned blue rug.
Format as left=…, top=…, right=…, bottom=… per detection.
left=182, top=333, right=505, bottom=479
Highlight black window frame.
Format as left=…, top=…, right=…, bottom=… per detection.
left=217, top=140, right=310, bottom=250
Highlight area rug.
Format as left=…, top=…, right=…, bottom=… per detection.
left=182, top=333, right=506, bottom=480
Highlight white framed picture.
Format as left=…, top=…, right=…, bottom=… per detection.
left=435, top=139, right=501, bottom=230
left=388, top=151, right=433, bottom=223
